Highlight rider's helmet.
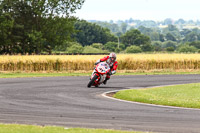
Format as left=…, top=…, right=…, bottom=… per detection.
left=109, top=52, right=116, bottom=63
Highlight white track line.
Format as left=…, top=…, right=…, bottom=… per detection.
left=102, top=85, right=200, bottom=111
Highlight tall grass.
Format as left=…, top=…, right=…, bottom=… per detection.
left=0, top=54, right=200, bottom=72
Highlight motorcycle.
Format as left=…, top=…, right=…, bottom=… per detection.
left=87, top=62, right=110, bottom=88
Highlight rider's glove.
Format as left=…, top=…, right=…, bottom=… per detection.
left=95, top=59, right=101, bottom=65
left=95, top=62, right=99, bottom=65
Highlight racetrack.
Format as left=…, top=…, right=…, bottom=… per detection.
left=0, top=75, right=200, bottom=133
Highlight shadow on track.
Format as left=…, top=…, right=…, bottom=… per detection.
left=91, top=86, right=127, bottom=89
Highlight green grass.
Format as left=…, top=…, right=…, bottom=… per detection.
left=116, top=71, right=200, bottom=75
left=0, top=72, right=91, bottom=78
left=0, top=124, right=147, bottom=133
left=1, top=71, right=200, bottom=78
left=114, top=83, right=200, bottom=109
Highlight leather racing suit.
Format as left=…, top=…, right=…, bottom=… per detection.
left=95, top=56, right=118, bottom=81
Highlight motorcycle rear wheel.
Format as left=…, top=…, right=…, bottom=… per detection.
left=87, top=74, right=98, bottom=88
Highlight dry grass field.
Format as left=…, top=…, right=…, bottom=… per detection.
left=0, top=54, right=200, bottom=72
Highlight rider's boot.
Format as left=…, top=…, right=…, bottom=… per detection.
left=103, top=77, right=109, bottom=84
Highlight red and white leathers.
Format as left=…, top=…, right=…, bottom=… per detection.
left=94, top=56, right=118, bottom=80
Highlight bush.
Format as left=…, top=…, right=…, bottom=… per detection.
left=125, top=45, right=142, bottom=53
left=104, top=42, right=118, bottom=51
left=104, top=41, right=125, bottom=52
left=152, top=41, right=163, bottom=51
left=178, top=45, right=197, bottom=53
left=82, top=46, right=108, bottom=53
left=140, top=43, right=153, bottom=52
left=67, top=43, right=84, bottom=53
left=54, top=41, right=74, bottom=51
left=189, top=41, right=200, bottom=49
left=115, top=47, right=120, bottom=53
left=162, top=41, right=177, bottom=49
left=91, top=43, right=104, bottom=49
left=166, top=47, right=175, bottom=52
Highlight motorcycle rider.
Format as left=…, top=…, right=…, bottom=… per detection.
left=94, top=52, right=118, bottom=84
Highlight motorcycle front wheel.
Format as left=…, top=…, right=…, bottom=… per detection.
left=87, top=74, right=98, bottom=88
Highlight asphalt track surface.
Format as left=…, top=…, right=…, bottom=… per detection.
left=1, top=75, right=200, bottom=133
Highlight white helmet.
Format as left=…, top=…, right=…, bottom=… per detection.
left=109, top=52, right=116, bottom=62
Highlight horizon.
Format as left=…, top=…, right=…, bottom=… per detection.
left=86, top=18, right=200, bottom=23
left=75, top=0, right=200, bottom=22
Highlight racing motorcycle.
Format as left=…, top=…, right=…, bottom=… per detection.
left=87, top=62, right=110, bottom=88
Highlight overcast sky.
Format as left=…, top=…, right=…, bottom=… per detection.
left=75, top=0, right=200, bottom=21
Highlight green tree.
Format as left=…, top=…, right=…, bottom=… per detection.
left=184, top=32, right=199, bottom=42
left=42, top=17, right=77, bottom=54
left=104, top=42, right=118, bottom=52
left=165, top=33, right=177, bottom=41
left=180, top=29, right=192, bottom=37
left=0, top=0, right=85, bottom=54
left=104, top=41, right=125, bottom=52
left=189, top=41, right=200, bottom=49
left=120, top=23, right=128, bottom=33
left=54, top=41, right=72, bottom=51
left=149, top=32, right=160, bottom=41
left=140, top=43, right=153, bottom=52
left=175, top=19, right=185, bottom=25
left=162, top=25, right=180, bottom=41
left=138, top=26, right=153, bottom=35
left=74, top=20, right=117, bottom=46
left=163, top=18, right=173, bottom=25
left=27, top=30, right=45, bottom=54
left=121, top=29, right=151, bottom=47
left=152, top=41, right=163, bottom=51
left=0, top=12, right=14, bottom=54
left=162, top=41, right=177, bottom=49
left=166, top=47, right=175, bottom=52
left=178, top=45, right=197, bottom=53
left=95, top=21, right=120, bottom=33
left=159, top=34, right=165, bottom=42
left=138, top=26, right=161, bottom=41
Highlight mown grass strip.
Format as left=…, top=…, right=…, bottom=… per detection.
left=1, top=71, right=200, bottom=78
left=0, top=124, right=148, bottom=133
left=114, top=83, right=200, bottom=109
left=0, top=72, right=90, bottom=78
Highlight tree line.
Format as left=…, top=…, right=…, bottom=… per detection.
left=90, top=18, right=200, bottom=29
left=59, top=20, right=200, bottom=54
left=91, top=20, right=200, bottom=53
left=54, top=20, right=152, bottom=54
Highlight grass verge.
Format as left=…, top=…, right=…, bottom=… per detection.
left=0, top=72, right=91, bottom=78
left=1, top=70, right=200, bottom=78
left=0, top=124, right=148, bottom=133
left=114, top=83, right=200, bottom=109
